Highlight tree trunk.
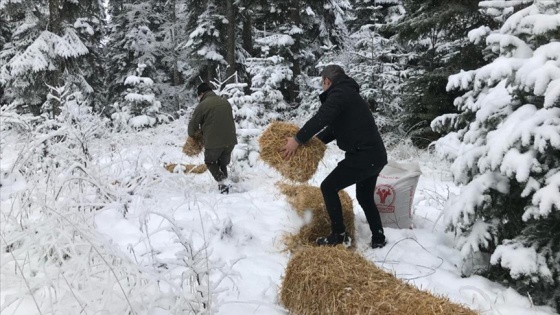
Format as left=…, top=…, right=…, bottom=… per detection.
left=287, top=2, right=302, bottom=104
left=241, top=11, right=253, bottom=94
left=241, top=12, right=253, bottom=56
left=47, top=0, right=61, bottom=117
left=171, top=0, right=179, bottom=86
left=225, top=0, right=236, bottom=83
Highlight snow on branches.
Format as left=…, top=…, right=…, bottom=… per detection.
left=432, top=0, right=560, bottom=304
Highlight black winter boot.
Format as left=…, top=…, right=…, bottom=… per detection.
left=218, top=184, right=230, bottom=194
left=316, top=232, right=351, bottom=248
left=371, top=233, right=387, bottom=249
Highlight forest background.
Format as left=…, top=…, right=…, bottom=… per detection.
left=1, top=0, right=559, bottom=313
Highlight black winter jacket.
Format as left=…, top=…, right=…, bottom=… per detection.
left=295, top=75, right=387, bottom=169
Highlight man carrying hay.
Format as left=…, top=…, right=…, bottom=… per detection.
left=280, top=65, right=388, bottom=248
left=188, top=83, right=237, bottom=194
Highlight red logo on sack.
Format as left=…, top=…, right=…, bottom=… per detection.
left=375, top=185, right=396, bottom=213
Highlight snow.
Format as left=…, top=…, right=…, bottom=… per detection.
left=491, top=241, right=553, bottom=281
left=255, top=34, right=295, bottom=47
left=443, top=172, right=509, bottom=229
left=0, top=0, right=24, bottom=10
left=517, top=43, right=560, bottom=97
left=431, top=2, right=560, bottom=306
left=501, top=3, right=560, bottom=35
left=125, top=92, right=156, bottom=103
left=0, top=169, right=27, bottom=201
left=288, top=26, right=304, bottom=35
left=374, top=0, right=402, bottom=3
left=468, top=26, right=492, bottom=44
left=197, top=46, right=225, bottom=61
left=128, top=114, right=156, bottom=128
left=1, top=119, right=557, bottom=315
left=456, top=219, right=496, bottom=256
left=6, top=30, right=89, bottom=77
left=125, top=75, right=155, bottom=86
left=74, top=18, right=95, bottom=36
left=486, top=34, right=533, bottom=58
left=479, top=1, right=532, bottom=9
left=525, top=169, right=560, bottom=219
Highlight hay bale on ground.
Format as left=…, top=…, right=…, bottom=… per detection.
left=164, top=163, right=207, bottom=174
left=259, top=121, right=326, bottom=182
left=278, top=183, right=355, bottom=249
left=182, top=132, right=204, bottom=156
left=280, top=246, right=478, bottom=315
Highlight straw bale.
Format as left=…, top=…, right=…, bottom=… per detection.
left=259, top=121, right=326, bottom=182
left=182, top=132, right=204, bottom=156
left=278, top=183, right=355, bottom=249
left=164, top=163, right=207, bottom=174
left=280, top=246, right=478, bottom=315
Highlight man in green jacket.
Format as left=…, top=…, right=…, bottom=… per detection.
left=188, top=83, right=238, bottom=194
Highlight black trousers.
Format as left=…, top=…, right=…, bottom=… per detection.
left=320, top=161, right=385, bottom=236
left=204, top=145, right=234, bottom=182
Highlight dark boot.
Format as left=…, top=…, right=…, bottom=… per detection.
left=218, top=184, right=230, bottom=194
left=316, top=231, right=351, bottom=248
left=371, top=233, right=386, bottom=249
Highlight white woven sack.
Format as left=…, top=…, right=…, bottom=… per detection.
left=375, top=161, right=422, bottom=229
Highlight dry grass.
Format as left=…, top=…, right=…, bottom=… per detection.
left=259, top=121, right=326, bottom=182
left=182, top=132, right=204, bottom=156
left=280, top=246, right=478, bottom=315
left=164, top=163, right=207, bottom=174
left=277, top=183, right=355, bottom=250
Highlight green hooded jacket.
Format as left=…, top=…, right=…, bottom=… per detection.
left=188, top=91, right=237, bottom=149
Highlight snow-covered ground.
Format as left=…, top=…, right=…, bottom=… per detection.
left=1, top=118, right=557, bottom=315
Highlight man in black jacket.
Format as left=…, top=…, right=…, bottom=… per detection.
left=280, top=65, right=388, bottom=248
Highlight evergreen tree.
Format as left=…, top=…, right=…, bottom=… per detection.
left=393, top=0, right=492, bottom=147
left=249, top=0, right=302, bottom=103
left=348, top=0, right=384, bottom=33
left=0, top=0, right=104, bottom=116
left=248, top=0, right=352, bottom=104
left=315, top=0, right=352, bottom=49
left=153, top=0, right=190, bottom=112
left=112, top=63, right=163, bottom=129
left=1, top=0, right=52, bottom=115
left=244, top=55, right=291, bottom=122
left=432, top=0, right=560, bottom=310
left=105, top=0, right=165, bottom=121
left=0, top=10, right=11, bottom=104
left=183, top=0, right=227, bottom=83
left=62, top=0, right=106, bottom=111
left=345, top=0, right=406, bottom=135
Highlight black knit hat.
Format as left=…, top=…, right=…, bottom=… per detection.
left=197, top=82, right=212, bottom=96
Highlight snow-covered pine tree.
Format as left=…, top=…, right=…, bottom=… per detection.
left=343, top=0, right=406, bottom=136
left=248, top=0, right=351, bottom=104
left=243, top=54, right=291, bottom=127
left=393, top=0, right=492, bottom=147
left=112, top=63, right=163, bottom=129
left=156, top=0, right=190, bottom=113
left=249, top=2, right=300, bottom=110
left=183, top=0, right=227, bottom=83
left=348, top=0, right=385, bottom=32
left=228, top=48, right=291, bottom=169
left=1, top=0, right=49, bottom=115
left=0, top=0, right=104, bottom=116
left=0, top=11, right=8, bottom=50
left=432, top=0, right=560, bottom=310
left=105, top=0, right=164, bottom=120
left=70, top=0, right=106, bottom=112
left=0, top=10, right=11, bottom=104
left=314, top=0, right=352, bottom=50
